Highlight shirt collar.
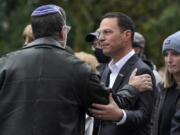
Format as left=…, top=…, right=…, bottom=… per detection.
left=108, top=50, right=135, bottom=73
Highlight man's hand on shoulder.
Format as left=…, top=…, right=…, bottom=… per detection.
left=128, top=68, right=152, bottom=91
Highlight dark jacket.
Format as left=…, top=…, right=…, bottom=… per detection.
left=151, top=84, right=180, bottom=135
left=94, top=54, right=156, bottom=135
left=0, top=38, right=143, bottom=135
left=0, top=38, right=110, bottom=135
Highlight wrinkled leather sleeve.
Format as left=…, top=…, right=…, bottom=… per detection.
left=112, top=84, right=139, bottom=109
left=77, top=70, right=110, bottom=112
left=79, top=72, right=140, bottom=113
left=87, top=72, right=110, bottom=105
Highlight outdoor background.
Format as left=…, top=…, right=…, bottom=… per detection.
left=0, top=0, right=180, bottom=68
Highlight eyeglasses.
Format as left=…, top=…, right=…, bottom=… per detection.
left=98, top=29, right=114, bottom=37
left=63, top=25, right=71, bottom=34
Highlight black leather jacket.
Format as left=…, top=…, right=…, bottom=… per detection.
left=0, top=38, right=140, bottom=135
left=0, top=38, right=110, bottom=135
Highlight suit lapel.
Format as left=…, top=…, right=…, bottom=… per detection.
left=112, top=54, right=139, bottom=91
left=101, top=66, right=111, bottom=85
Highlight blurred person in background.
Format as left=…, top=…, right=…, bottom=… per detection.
left=23, top=24, right=34, bottom=46
left=133, top=32, right=162, bottom=86
left=75, top=51, right=99, bottom=72
left=132, top=32, right=145, bottom=58
left=85, top=31, right=111, bottom=73
left=157, top=66, right=165, bottom=79
left=151, top=31, right=180, bottom=135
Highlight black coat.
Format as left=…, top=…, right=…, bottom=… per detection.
left=0, top=38, right=110, bottom=135
left=94, top=54, right=156, bottom=135
left=151, top=84, right=180, bottom=135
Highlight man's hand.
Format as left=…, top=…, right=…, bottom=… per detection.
left=89, top=93, right=123, bottom=121
left=129, top=68, right=152, bottom=91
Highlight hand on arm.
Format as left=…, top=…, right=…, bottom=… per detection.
left=89, top=93, right=123, bottom=121
left=128, top=68, right=152, bottom=91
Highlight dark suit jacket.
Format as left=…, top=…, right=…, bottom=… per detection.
left=95, top=54, right=156, bottom=135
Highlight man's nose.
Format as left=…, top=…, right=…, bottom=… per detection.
left=98, top=32, right=105, bottom=41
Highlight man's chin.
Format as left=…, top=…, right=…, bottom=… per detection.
left=102, top=51, right=110, bottom=56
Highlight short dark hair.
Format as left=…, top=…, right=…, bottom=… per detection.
left=101, top=12, right=135, bottom=40
left=31, top=13, right=65, bottom=38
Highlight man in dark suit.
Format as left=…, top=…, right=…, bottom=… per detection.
left=89, top=12, right=155, bottom=135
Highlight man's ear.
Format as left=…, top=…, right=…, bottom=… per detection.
left=124, top=30, right=132, bottom=40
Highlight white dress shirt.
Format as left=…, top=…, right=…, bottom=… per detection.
left=108, top=50, right=135, bottom=125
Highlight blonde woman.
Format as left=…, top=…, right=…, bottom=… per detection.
left=151, top=31, right=180, bottom=135
left=23, top=24, right=34, bottom=45
left=75, top=51, right=98, bottom=73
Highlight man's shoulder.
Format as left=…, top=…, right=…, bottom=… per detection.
left=131, top=58, right=155, bottom=80
left=0, top=49, right=23, bottom=59
left=135, top=58, right=152, bottom=71
left=66, top=54, right=92, bottom=74
left=126, top=54, right=151, bottom=71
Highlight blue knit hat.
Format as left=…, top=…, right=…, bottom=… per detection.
left=162, top=31, right=180, bottom=54
left=31, top=4, right=66, bottom=23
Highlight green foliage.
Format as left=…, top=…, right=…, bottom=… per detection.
left=0, top=0, right=180, bottom=67
left=0, top=0, right=35, bottom=55
left=143, top=3, right=180, bottom=67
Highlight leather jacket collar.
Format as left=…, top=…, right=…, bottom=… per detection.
left=23, top=37, right=65, bottom=49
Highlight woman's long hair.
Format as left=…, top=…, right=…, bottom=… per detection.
left=163, top=67, right=176, bottom=88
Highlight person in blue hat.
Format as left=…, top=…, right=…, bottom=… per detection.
left=151, top=31, right=180, bottom=135
left=0, top=4, right=152, bottom=135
